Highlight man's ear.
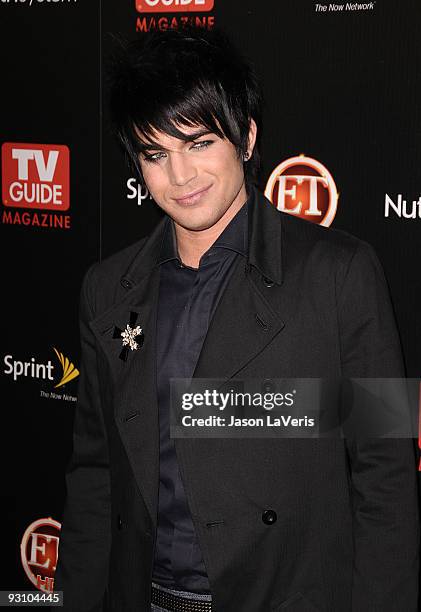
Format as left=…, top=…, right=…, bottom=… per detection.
left=246, top=118, right=258, bottom=158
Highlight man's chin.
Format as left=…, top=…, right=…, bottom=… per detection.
left=171, top=210, right=224, bottom=233
left=175, top=219, right=220, bottom=232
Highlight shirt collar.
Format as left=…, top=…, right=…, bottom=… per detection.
left=157, top=192, right=249, bottom=266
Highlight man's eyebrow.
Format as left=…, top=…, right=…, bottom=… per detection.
left=138, top=129, right=213, bottom=152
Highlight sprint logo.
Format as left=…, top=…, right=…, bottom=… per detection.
left=52, top=347, right=79, bottom=388
left=3, top=347, right=79, bottom=393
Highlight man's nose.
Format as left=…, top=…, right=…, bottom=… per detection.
left=167, top=151, right=197, bottom=186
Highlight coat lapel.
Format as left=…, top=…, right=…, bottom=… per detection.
left=192, top=256, right=285, bottom=380
left=89, top=218, right=166, bottom=527
left=193, top=186, right=285, bottom=380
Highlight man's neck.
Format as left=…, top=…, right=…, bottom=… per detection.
left=174, top=186, right=248, bottom=269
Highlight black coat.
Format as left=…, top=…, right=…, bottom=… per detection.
left=54, top=187, right=419, bottom=611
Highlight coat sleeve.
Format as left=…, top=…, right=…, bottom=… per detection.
left=54, top=264, right=111, bottom=612
left=337, top=240, right=420, bottom=611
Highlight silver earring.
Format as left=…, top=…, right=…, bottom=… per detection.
left=244, top=151, right=250, bottom=161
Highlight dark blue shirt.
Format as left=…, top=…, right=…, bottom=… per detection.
left=152, top=196, right=249, bottom=593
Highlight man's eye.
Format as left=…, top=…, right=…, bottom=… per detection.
left=143, top=152, right=166, bottom=163
left=191, top=140, right=213, bottom=150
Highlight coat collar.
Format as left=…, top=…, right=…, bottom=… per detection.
left=118, top=185, right=283, bottom=291
left=246, top=184, right=283, bottom=285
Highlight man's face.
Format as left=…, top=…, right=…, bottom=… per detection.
left=137, top=120, right=256, bottom=232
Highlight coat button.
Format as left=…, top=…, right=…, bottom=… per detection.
left=262, top=509, right=277, bottom=525
left=117, top=514, right=123, bottom=530
left=262, top=276, right=274, bottom=287
left=121, top=278, right=132, bottom=290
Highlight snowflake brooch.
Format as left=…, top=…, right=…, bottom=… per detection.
left=113, top=311, right=144, bottom=361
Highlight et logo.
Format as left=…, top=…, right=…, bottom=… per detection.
left=20, top=517, right=61, bottom=592
left=2, top=143, right=70, bottom=211
left=265, top=155, right=338, bottom=227
left=136, top=0, right=214, bottom=12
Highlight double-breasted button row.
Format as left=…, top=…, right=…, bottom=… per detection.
left=117, top=511, right=276, bottom=530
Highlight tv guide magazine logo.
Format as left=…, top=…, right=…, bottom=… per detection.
left=135, top=0, right=215, bottom=32
left=2, top=142, right=71, bottom=230
left=136, top=0, right=214, bottom=11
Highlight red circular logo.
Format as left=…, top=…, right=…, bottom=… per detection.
left=265, top=155, right=338, bottom=227
left=20, top=517, right=61, bottom=592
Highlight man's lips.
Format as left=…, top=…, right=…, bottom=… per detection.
left=173, top=184, right=212, bottom=204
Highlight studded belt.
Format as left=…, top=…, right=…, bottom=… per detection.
left=151, top=583, right=212, bottom=611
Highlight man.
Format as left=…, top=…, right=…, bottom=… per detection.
left=54, top=27, right=419, bottom=611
